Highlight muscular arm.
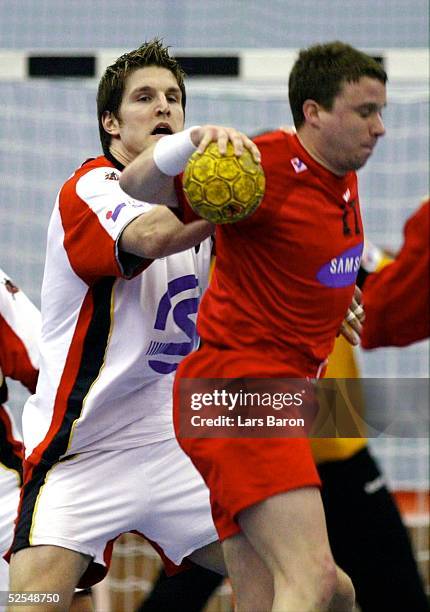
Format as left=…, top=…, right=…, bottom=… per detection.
left=119, top=125, right=260, bottom=204
left=119, top=205, right=213, bottom=259
left=119, top=142, right=180, bottom=207
left=118, top=125, right=259, bottom=259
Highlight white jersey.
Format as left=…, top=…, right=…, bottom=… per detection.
left=22, top=156, right=211, bottom=467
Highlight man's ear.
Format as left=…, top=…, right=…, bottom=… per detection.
left=302, top=99, right=322, bottom=127
left=102, top=110, right=120, bottom=136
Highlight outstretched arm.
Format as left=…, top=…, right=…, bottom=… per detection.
left=119, top=125, right=260, bottom=205
left=118, top=125, right=259, bottom=260
left=119, top=205, right=213, bottom=260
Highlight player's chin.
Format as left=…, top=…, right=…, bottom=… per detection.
left=361, top=146, right=375, bottom=162
left=352, top=152, right=373, bottom=171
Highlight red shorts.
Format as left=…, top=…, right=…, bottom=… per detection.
left=173, top=344, right=321, bottom=541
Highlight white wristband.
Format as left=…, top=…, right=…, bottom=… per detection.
left=153, top=126, right=200, bottom=176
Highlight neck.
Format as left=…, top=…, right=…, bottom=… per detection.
left=108, top=142, right=133, bottom=167
left=296, top=128, right=345, bottom=177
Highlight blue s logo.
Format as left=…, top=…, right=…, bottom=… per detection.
left=148, top=275, right=199, bottom=374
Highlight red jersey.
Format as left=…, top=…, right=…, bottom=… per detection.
left=192, top=131, right=363, bottom=375
left=362, top=199, right=430, bottom=348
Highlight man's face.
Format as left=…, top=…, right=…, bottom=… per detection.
left=316, top=76, right=386, bottom=175
left=109, top=65, right=185, bottom=162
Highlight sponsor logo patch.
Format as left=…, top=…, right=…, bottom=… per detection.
left=316, top=242, right=363, bottom=288
left=3, top=278, right=19, bottom=298
left=105, top=171, right=120, bottom=181
left=290, top=157, right=308, bottom=174
left=106, top=203, right=126, bottom=222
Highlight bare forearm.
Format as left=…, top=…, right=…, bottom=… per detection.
left=156, top=218, right=213, bottom=258
left=119, top=145, right=176, bottom=204
left=119, top=125, right=261, bottom=204
left=119, top=206, right=213, bottom=259
left=119, top=127, right=201, bottom=203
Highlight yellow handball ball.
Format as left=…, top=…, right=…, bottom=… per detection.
left=182, top=141, right=265, bottom=224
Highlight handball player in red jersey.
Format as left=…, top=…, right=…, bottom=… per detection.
left=120, top=41, right=387, bottom=612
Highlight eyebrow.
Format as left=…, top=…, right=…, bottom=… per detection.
left=356, top=102, right=387, bottom=111
left=131, top=85, right=182, bottom=97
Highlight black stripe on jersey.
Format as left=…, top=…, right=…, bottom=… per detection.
left=10, top=277, right=115, bottom=555
left=43, top=276, right=115, bottom=465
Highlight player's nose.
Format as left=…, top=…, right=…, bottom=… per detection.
left=155, top=94, right=171, bottom=115
left=372, top=112, right=385, bottom=137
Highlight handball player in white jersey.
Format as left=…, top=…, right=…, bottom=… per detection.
left=0, top=269, right=40, bottom=599
left=8, top=40, right=259, bottom=610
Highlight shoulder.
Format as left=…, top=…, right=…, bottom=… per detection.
left=253, top=130, right=299, bottom=173
left=60, top=156, right=123, bottom=204
left=253, top=129, right=288, bottom=152
left=252, top=131, right=293, bottom=183
left=62, top=156, right=119, bottom=191
left=406, top=198, right=429, bottom=233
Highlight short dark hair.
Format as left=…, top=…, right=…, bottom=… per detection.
left=97, top=38, right=187, bottom=157
left=288, top=41, right=387, bottom=128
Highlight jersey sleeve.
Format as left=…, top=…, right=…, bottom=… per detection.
left=59, top=166, right=153, bottom=284
left=361, top=200, right=430, bottom=348
left=0, top=270, right=40, bottom=393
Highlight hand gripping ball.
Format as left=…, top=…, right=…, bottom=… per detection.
left=183, top=142, right=265, bottom=224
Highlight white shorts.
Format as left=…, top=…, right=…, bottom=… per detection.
left=0, top=465, right=21, bottom=593
left=10, top=438, right=218, bottom=587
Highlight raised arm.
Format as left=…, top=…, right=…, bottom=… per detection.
left=118, top=125, right=260, bottom=259
left=119, top=125, right=260, bottom=204
left=118, top=205, right=213, bottom=260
